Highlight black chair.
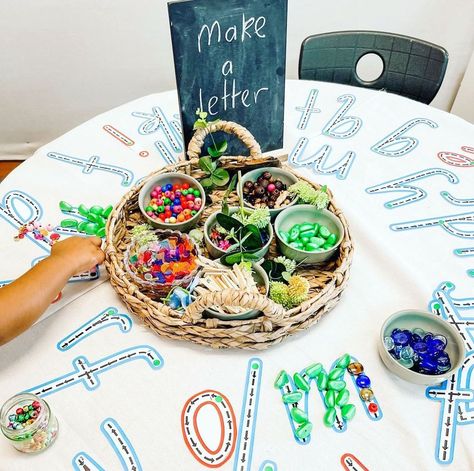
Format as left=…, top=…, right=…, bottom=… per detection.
left=298, top=31, right=449, bottom=104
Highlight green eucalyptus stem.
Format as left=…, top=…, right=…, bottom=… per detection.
left=238, top=170, right=246, bottom=221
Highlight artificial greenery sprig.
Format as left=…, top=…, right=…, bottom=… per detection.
left=288, top=181, right=330, bottom=209
left=194, top=109, right=230, bottom=191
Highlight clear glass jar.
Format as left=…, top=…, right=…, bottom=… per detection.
left=0, top=393, right=58, bottom=453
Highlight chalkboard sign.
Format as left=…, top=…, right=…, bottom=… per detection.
left=168, top=0, right=287, bottom=156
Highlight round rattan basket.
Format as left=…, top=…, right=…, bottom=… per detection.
left=105, top=121, right=354, bottom=349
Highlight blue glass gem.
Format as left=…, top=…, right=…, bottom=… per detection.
left=391, top=328, right=402, bottom=337
left=427, top=338, right=446, bottom=354
left=400, top=346, right=414, bottom=361
left=418, top=357, right=438, bottom=374
left=413, top=341, right=428, bottom=354
left=392, top=331, right=409, bottom=346
left=392, top=345, right=402, bottom=359
left=402, top=330, right=413, bottom=344
left=411, top=333, right=422, bottom=344
left=423, top=333, right=433, bottom=343
left=356, top=374, right=371, bottom=388
left=384, top=336, right=395, bottom=351
left=174, top=198, right=181, bottom=205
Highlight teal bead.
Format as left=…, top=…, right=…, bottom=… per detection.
left=305, top=243, right=323, bottom=252
left=341, top=404, right=356, bottom=421
left=319, top=225, right=331, bottom=239
left=78, top=204, right=89, bottom=217
left=305, top=362, right=322, bottom=379
left=326, top=233, right=338, bottom=246
left=328, top=380, right=346, bottom=391
left=89, top=205, right=104, bottom=215
left=84, top=223, right=99, bottom=235
left=288, top=226, right=300, bottom=242
left=325, top=389, right=336, bottom=408
left=278, top=231, right=289, bottom=243
left=289, top=241, right=304, bottom=249
left=102, top=205, right=113, bottom=218
left=274, top=370, right=289, bottom=389
left=60, top=219, right=78, bottom=228
left=309, top=237, right=325, bottom=247
left=293, top=373, right=310, bottom=392
left=328, top=367, right=344, bottom=381
left=282, top=390, right=303, bottom=404
left=59, top=200, right=73, bottom=212
left=77, top=221, right=89, bottom=232
left=299, top=229, right=316, bottom=238
left=295, top=421, right=313, bottom=440
left=323, top=407, right=336, bottom=427
left=96, top=227, right=106, bottom=238
left=290, top=407, right=308, bottom=424
left=87, top=212, right=101, bottom=224
left=336, top=353, right=351, bottom=369
left=336, top=388, right=350, bottom=407
left=299, top=223, right=314, bottom=232
left=317, top=372, right=328, bottom=390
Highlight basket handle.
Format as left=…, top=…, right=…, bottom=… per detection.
left=183, top=288, right=286, bottom=323
left=186, top=120, right=262, bottom=161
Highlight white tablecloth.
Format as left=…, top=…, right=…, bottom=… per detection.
left=0, top=80, right=473, bottom=470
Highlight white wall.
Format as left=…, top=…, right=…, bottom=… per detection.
left=451, top=50, right=474, bottom=123
left=0, top=0, right=473, bottom=160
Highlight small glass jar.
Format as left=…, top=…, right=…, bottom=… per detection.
left=0, top=393, right=58, bottom=453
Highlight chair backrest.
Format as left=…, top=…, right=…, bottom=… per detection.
left=299, top=31, right=449, bottom=104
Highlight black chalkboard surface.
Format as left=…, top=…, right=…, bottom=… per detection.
left=168, top=0, right=287, bottom=156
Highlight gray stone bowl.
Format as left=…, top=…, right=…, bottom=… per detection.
left=138, top=172, right=205, bottom=232
left=237, top=166, right=299, bottom=220
left=378, top=309, right=466, bottom=385
left=204, top=207, right=273, bottom=260
left=274, top=205, right=344, bottom=265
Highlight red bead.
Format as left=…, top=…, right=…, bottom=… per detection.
left=16, top=408, right=23, bottom=415
left=368, top=402, right=378, bottom=413
left=164, top=210, right=172, bottom=218
left=32, top=401, right=41, bottom=409
left=173, top=184, right=180, bottom=191
left=50, top=233, right=60, bottom=241
left=182, top=183, right=189, bottom=190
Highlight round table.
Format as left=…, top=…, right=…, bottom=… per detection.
left=1, top=80, right=473, bottom=470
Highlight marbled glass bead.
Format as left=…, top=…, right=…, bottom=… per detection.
left=400, top=346, right=414, bottom=361
left=347, top=362, right=364, bottom=375
left=398, top=357, right=414, bottom=369
left=290, top=407, right=308, bottom=424
left=412, top=327, right=425, bottom=336
left=341, top=404, right=356, bottom=421
left=323, top=407, right=336, bottom=427
left=384, top=336, right=395, bottom=351
left=355, top=375, right=371, bottom=388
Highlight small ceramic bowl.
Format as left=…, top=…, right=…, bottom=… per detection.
left=274, top=205, right=343, bottom=265
left=138, top=172, right=205, bottom=232
left=204, top=263, right=270, bottom=320
left=378, top=309, right=466, bottom=385
left=204, top=207, right=273, bottom=260
left=237, top=167, right=299, bottom=219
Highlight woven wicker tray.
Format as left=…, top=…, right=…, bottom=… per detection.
left=105, top=122, right=354, bottom=349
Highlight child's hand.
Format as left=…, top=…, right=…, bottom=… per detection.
left=50, top=236, right=105, bottom=276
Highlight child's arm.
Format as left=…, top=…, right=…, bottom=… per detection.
left=0, top=237, right=105, bottom=346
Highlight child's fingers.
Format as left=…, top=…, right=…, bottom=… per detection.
left=95, top=248, right=106, bottom=265
left=88, top=236, right=103, bottom=247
